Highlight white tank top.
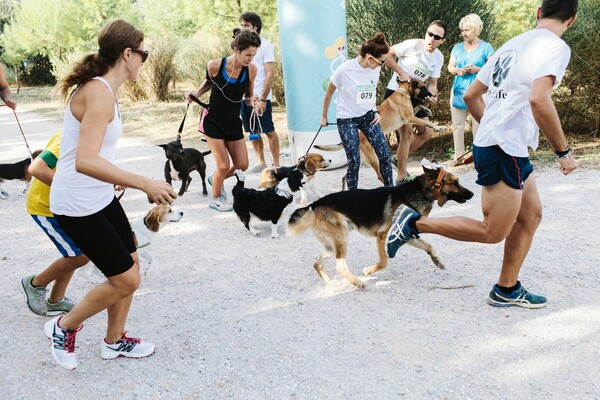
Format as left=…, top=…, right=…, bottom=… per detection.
left=50, top=76, right=122, bottom=217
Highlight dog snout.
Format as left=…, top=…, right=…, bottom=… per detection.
left=452, top=188, right=474, bottom=203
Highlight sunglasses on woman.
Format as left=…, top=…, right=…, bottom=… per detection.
left=427, top=31, right=445, bottom=41
left=131, top=49, right=149, bottom=63
left=369, top=54, right=387, bottom=65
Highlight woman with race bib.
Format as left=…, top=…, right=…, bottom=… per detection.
left=320, top=32, right=393, bottom=190
left=382, top=20, right=447, bottom=183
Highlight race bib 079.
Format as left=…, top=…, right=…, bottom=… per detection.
left=356, top=84, right=376, bottom=104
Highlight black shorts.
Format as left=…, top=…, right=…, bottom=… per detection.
left=198, top=108, right=244, bottom=141
left=473, top=145, right=534, bottom=190
left=54, top=197, right=135, bottom=277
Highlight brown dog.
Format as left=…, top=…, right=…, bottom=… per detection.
left=316, top=80, right=444, bottom=189
left=287, top=160, right=474, bottom=288
left=259, top=153, right=331, bottom=205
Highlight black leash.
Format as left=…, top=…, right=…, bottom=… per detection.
left=304, top=123, right=337, bottom=157
left=176, top=94, right=210, bottom=142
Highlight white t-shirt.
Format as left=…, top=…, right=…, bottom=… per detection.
left=474, top=29, right=571, bottom=157
left=386, top=39, right=444, bottom=90
left=253, top=35, right=275, bottom=101
left=330, top=58, right=381, bottom=119
left=50, top=77, right=122, bottom=216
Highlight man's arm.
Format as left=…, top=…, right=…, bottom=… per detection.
left=426, top=77, right=439, bottom=103
left=464, top=79, right=488, bottom=123
left=28, top=156, right=55, bottom=186
left=530, top=75, right=576, bottom=174
left=259, top=61, right=274, bottom=112
left=0, top=64, right=16, bottom=110
left=383, top=46, right=411, bottom=82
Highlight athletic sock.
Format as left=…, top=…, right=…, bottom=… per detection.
left=408, top=215, right=421, bottom=233
left=497, top=282, right=520, bottom=294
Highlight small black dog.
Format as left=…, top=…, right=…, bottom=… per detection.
left=232, top=169, right=306, bottom=238
left=159, top=140, right=211, bottom=197
left=0, top=150, right=42, bottom=199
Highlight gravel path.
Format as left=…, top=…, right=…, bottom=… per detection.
left=1, top=109, right=599, bottom=399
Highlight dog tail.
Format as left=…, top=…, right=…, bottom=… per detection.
left=232, top=170, right=245, bottom=197
left=286, top=206, right=314, bottom=236
left=202, top=150, right=211, bottom=157
left=314, top=144, right=343, bottom=152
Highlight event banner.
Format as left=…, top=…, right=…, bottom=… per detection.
left=277, top=0, right=348, bottom=167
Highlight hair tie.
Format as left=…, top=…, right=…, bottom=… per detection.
left=98, top=48, right=108, bottom=58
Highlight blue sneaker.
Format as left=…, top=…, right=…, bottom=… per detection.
left=207, top=175, right=226, bottom=201
left=487, top=282, right=547, bottom=309
left=386, top=205, right=420, bottom=258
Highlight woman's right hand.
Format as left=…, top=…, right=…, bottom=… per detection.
left=320, top=116, right=329, bottom=127
left=145, top=179, right=178, bottom=205
left=185, top=91, right=197, bottom=104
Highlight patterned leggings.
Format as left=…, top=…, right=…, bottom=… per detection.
left=337, top=111, right=393, bottom=190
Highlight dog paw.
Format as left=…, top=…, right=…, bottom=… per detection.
left=363, top=267, right=375, bottom=276
left=271, top=233, right=280, bottom=239
left=354, top=280, right=367, bottom=289
left=250, top=228, right=260, bottom=236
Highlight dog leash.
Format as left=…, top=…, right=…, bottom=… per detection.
left=1, top=105, right=34, bottom=158
left=248, top=99, right=263, bottom=141
left=304, top=123, right=338, bottom=157
left=177, top=94, right=210, bottom=142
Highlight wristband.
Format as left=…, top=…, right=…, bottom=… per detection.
left=260, top=99, right=267, bottom=103
left=373, top=110, right=379, bottom=114
left=555, top=147, right=571, bottom=158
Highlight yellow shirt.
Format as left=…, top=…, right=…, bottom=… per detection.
left=26, top=132, right=61, bottom=217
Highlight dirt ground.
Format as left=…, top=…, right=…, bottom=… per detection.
left=1, top=108, right=600, bottom=399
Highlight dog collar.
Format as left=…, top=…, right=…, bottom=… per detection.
left=433, top=169, right=445, bottom=201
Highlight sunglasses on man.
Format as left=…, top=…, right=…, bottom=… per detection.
left=427, top=31, right=445, bottom=41
left=132, top=49, right=149, bottom=63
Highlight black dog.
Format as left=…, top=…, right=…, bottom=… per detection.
left=159, top=140, right=211, bottom=197
left=232, top=169, right=306, bottom=238
left=0, top=150, right=42, bottom=198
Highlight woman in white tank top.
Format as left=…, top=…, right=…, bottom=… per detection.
left=44, top=19, right=177, bottom=370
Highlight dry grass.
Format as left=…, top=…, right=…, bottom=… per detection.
left=11, top=86, right=600, bottom=168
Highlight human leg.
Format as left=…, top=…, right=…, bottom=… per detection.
left=265, top=131, right=280, bottom=167
left=249, top=135, right=267, bottom=168
left=361, top=121, right=393, bottom=187
left=451, top=104, right=467, bottom=160
left=206, top=137, right=231, bottom=198
left=337, top=121, right=361, bottom=190
left=226, top=138, right=250, bottom=175
left=497, top=174, right=542, bottom=287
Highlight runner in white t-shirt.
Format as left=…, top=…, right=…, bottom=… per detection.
left=386, top=0, right=579, bottom=310
left=239, top=12, right=281, bottom=173
left=320, top=33, right=393, bottom=190
left=382, top=20, right=447, bottom=183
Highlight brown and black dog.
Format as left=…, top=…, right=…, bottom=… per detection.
left=316, top=79, right=444, bottom=190
left=287, top=160, right=473, bottom=289
left=259, top=153, right=331, bottom=205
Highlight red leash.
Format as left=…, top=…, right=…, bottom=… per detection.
left=2, top=105, right=34, bottom=158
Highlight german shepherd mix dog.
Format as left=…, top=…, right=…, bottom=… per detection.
left=233, top=169, right=306, bottom=238
left=287, top=160, right=474, bottom=288
left=316, top=79, right=444, bottom=190
left=0, top=150, right=42, bottom=198
left=159, top=140, right=211, bottom=197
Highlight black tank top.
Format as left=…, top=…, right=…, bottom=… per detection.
left=207, top=57, right=249, bottom=118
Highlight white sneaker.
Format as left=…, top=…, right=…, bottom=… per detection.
left=101, top=332, right=155, bottom=360
left=246, top=164, right=266, bottom=174
left=209, top=194, right=233, bottom=212
left=44, top=316, right=82, bottom=370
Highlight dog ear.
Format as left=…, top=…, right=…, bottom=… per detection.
left=287, top=170, right=303, bottom=191
left=144, top=208, right=162, bottom=232
left=158, top=144, right=167, bottom=149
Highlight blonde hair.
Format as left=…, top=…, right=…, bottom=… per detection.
left=459, top=14, right=484, bottom=36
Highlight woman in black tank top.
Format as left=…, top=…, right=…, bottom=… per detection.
left=187, top=31, right=261, bottom=211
